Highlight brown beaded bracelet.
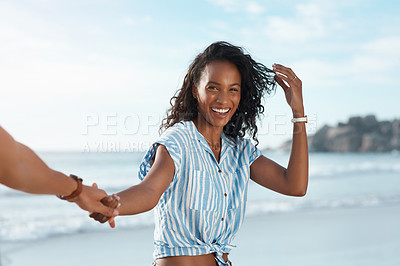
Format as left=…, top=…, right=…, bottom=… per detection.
left=57, top=174, right=83, bottom=201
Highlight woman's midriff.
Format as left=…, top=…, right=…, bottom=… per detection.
left=155, top=253, right=229, bottom=266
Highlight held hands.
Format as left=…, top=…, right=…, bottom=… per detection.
left=273, top=64, right=304, bottom=116
left=89, top=193, right=120, bottom=228
left=71, top=182, right=120, bottom=226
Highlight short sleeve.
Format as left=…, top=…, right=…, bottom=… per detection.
left=137, top=130, right=182, bottom=181
left=156, top=134, right=182, bottom=172
left=249, top=141, right=262, bottom=165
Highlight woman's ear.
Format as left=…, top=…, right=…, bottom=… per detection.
left=192, top=87, right=198, bottom=100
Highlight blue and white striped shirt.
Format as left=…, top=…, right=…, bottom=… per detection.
left=138, top=120, right=262, bottom=265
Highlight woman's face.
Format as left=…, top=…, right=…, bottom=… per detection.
left=193, top=60, right=241, bottom=130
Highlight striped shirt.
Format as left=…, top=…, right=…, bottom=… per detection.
left=138, top=120, right=262, bottom=266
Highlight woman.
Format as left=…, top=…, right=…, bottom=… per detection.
left=92, top=41, right=308, bottom=265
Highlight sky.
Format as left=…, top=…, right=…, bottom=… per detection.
left=0, top=0, right=399, bottom=152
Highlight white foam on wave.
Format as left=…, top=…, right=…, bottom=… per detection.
left=1, top=194, right=399, bottom=242
left=310, top=161, right=400, bottom=177
left=0, top=202, right=155, bottom=242
left=245, top=194, right=400, bottom=218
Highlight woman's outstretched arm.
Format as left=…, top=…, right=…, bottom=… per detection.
left=116, top=144, right=175, bottom=215
left=95, top=144, right=174, bottom=219
left=90, top=144, right=175, bottom=227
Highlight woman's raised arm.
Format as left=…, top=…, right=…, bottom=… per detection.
left=250, top=64, right=309, bottom=196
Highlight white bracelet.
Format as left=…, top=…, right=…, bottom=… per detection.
left=291, top=116, right=308, bottom=123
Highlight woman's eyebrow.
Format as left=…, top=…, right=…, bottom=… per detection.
left=208, top=81, right=241, bottom=87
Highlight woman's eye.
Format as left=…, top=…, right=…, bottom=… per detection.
left=230, top=88, right=239, bottom=92
left=207, top=86, right=218, bottom=90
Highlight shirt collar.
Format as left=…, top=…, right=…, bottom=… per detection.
left=183, top=120, right=236, bottom=155
left=184, top=120, right=212, bottom=154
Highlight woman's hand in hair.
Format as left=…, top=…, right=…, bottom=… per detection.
left=273, top=64, right=304, bottom=117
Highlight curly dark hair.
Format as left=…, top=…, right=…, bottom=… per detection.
left=160, top=41, right=276, bottom=146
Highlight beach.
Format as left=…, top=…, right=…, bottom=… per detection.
left=1, top=151, right=399, bottom=265
left=2, top=204, right=399, bottom=266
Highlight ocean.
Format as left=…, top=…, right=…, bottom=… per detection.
left=0, top=151, right=399, bottom=243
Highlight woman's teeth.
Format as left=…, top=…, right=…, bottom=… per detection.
left=212, top=107, right=230, bottom=114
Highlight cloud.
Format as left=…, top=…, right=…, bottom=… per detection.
left=207, top=0, right=239, bottom=12
left=119, top=15, right=153, bottom=26
left=361, top=36, right=400, bottom=59
left=0, top=60, right=180, bottom=104
left=206, top=0, right=265, bottom=15
left=0, top=3, right=170, bottom=105
left=349, top=36, right=400, bottom=84
left=121, top=16, right=137, bottom=26
left=255, top=1, right=366, bottom=45
left=291, top=35, right=400, bottom=93
left=262, top=1, right=346, bottom=43
left=291, top=59, right=344, bottom=90
left=0, top=2, right=71, bottom=67
left=245, top=2, right=265, bottom=15
left=264, top=15, right=326, bottom=43
left=296, top=2, right=324, bottom=17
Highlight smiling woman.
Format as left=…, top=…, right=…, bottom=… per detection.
left=192, top=60, right=242, bottom=157
left=90, top=41, right=309, bottom=266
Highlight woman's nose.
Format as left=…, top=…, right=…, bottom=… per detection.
left=216, top=91, right=229, bottom=104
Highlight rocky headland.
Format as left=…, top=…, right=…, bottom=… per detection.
left=281, top=115, right=400, bottom=152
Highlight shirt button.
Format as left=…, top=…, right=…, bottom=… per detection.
left=221, top=217, right=224, bottom=221
left=224, top=193, right=227, bottom=197
left=218, top=169, right=222, bottom=173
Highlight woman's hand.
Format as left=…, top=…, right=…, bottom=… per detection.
left=273, top=64, right=304, bottom=117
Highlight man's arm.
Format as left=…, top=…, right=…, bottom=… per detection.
left=0, top=126, right=118, bottom=217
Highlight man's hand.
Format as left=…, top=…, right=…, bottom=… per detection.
left=71, top=183, right=119, bottom=218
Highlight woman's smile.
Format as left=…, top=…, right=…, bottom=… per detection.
left=210, top=107, right=231, bottom=118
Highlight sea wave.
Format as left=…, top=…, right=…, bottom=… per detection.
left=1, top=152, right=399, bottom=242
left=246, top=194, right=400, bottom=217
left=310, top=163, right=400, bottom=177
left=1, top=194, right=399, bottom=242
